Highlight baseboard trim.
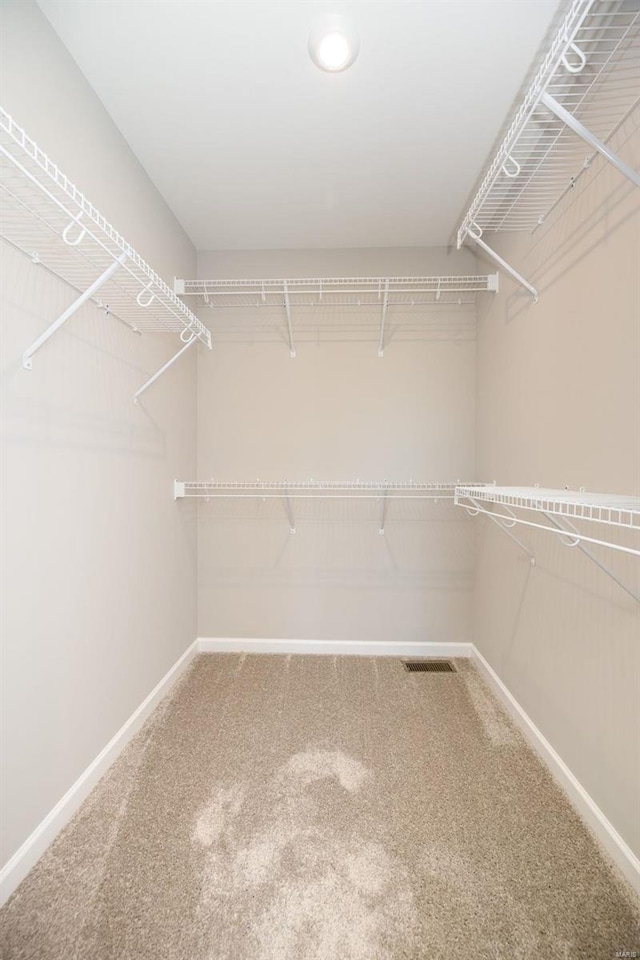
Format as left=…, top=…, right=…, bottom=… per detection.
left=198, top=638, right=473, bottom=658
left=0, top=639, right=199, bottom=907
left=471, top=644, right=640, bottom=896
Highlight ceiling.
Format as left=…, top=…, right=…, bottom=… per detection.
left=37, top=0, right=563, bottom=251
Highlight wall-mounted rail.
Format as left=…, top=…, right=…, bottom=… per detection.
left=174, top=480, right=485, bottom=535
left=455, top=485, right=640, bottom=601
left=0, top=107, right=212, bottom=399
left=457, top=0, right=640, bottom=300
left=174, top=276, right=499, bottom=354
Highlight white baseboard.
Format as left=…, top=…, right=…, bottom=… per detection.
left=0, top=639, right=199, bottom=907
left=471, top=644, right=640, bottom=896
left=198, top=638, right=473, bottom=658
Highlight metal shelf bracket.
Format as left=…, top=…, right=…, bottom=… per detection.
left=378, top=486, right=390, bottom=534
left=465, top=223, right=538, bottom=302
left=284, top=487, right=296, bottom=534
left=133, top=329, right=199, bottom=404
left=283, top=280, right=296, bottom=358
left=378, top=279, right=390, bottom=357
left=22, top=252, right=128, bottom=369
left=542, top=511, right=639, bottom=602
left=464, top=497, right=536, bottom=565
left=540, top=92, right=640, bottom=189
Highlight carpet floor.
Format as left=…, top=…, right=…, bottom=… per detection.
left=1, top=654, right=638, bottom=959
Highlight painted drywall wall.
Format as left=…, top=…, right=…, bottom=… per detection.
left=196, top=246, right=479, bottom=643
left=473, top=108, right=640, bottom=856
left=0, top=0, right=198, bottom=867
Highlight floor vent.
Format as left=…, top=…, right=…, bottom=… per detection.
left=403, top=659, right=456, bottom=673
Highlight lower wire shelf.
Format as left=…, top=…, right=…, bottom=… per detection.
left=173, top=479, right=483, bottom=536
left=173, top=480, right=640, bottom=599
left=174, top=479, right=476, bottom=499
left=455, top=485, right=640, bottom=601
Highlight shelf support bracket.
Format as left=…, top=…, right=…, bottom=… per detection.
left=284, top=487, right=296, bottom=534
left=465, top=223, right=538, bottom=301
left=541, top=512, right=639, bottom=603
left=378, top=486, right=390, bottom=535
left=377, top=279, right=390, bottom=357
left=541, top=92, right=640, bottom=189
left=283, top=280, right=296, bottom=358
left=22, top=252, right=128, bottom=369
left=134, top=331, right=198, bottom=404
left=466, top=497, right=536, bottom=565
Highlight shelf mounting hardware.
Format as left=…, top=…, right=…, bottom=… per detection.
left=378, top=485, right=390, bottom=535
left=61, top=213, right=86, bottom=247
left=284, top=486, right=296, bottom=534
left=502, top=155, right=521, bottom=179
left=136, top=281, right=156, bottom=308
left=23, top=252, right=128, bottom=370
left=541, top=512, right=639, bottom=602
left=540, top=92, right=640, bottom=190
left=377, top=279, right=390, bottom=357
left=133, top=328, right=198, bottom=404
left=466, top=223, right=538, bottom=302
left=464, top=496, right=536, bottom=565
left=283, top=280, right=296, bottom=358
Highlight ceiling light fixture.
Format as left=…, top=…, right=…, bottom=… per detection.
left=309, top=15, right=360, bottom=73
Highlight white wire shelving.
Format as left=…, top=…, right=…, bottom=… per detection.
left=457, top=0, right=640, bottom=300
left=455, top=485, right=640, bottom=600
left=174, top=479, right=483, bottom=535
left=0, top=107, right=212, bottom=401
left=174, top=480, right=639, bottom=596
left=174, top=275, right=499, bottom=355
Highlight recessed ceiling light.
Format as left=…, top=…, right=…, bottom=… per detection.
left=309, top=15, right=360, bottom=73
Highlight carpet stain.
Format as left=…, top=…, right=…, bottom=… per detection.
left=460, top=667, right=521, bottom=746
left=255, top=838, right=414, bottom=960
left=193, top=749, right=413, bottom=960
left=193, top=784, right=246, bottom=848
left=281, top=749, right=370, bottom=793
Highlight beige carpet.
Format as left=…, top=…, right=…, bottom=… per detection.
left=1, top=654, right=638, bottom=959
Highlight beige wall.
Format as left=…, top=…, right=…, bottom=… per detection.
left=196, top=247, right=479, bottom=642
left=473, top=108, right=640, bottom=856
left=0, top=0, right=198, bottom=867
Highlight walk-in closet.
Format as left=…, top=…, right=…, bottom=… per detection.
left=1, top=1, right=639, bottom=957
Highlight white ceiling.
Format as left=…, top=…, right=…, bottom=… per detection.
left=37, top=0, right=563, bottom=251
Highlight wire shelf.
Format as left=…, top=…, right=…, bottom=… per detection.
left=177, top=276, right=498, bottom=308
left=456, top=485, right=640, bottom=572
left=455, top=485, right=640, bottom=529
left=458, top=0, right=640, bottom=242
left=174, top=276, right=498, bottom=349
left=0, top=107, right=212, bottom=348
left=175, top=480, right=484, bottom=500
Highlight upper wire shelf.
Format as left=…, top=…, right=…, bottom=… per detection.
left=176, top=276, right=498, bottom=307
left=174, top=276, right=498, bottom=355
left=0, top=107, right=212, bottom=397
left=457, top=0, right=640, bottom=299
